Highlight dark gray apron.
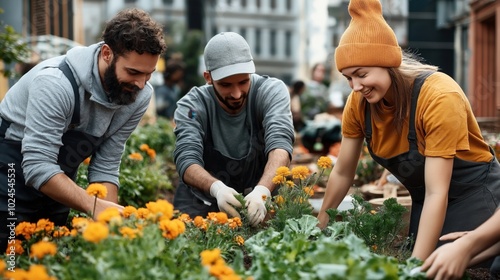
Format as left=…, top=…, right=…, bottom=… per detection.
left=173, top=77, right=270, bottom=218
left=365, top=72, right=500, bottom=245
left=0, top=60, right=105, bottom=241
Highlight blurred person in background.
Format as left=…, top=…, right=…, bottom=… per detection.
left=155, top=58, right=186, bottom=119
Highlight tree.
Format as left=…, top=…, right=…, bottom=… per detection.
left=0, top=8, right=30, bottom=78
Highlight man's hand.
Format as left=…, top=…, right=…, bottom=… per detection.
left=244, top=185, right=271, bottom=227
left=209, top=181, right=242, bottom=218
left=92, top=199, right=124, bottom=220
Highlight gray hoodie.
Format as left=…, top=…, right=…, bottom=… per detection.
left=0, top=42, right=152, bottom=189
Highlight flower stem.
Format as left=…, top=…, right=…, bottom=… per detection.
left=92, top=196, right=97, bottom=218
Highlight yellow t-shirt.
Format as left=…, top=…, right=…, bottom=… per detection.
left=342, top=72, right=493, bottom=162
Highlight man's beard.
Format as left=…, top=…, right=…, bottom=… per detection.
left=213, top=86, right=247, bottom=111
left=103, top=59, right=141, bottom=105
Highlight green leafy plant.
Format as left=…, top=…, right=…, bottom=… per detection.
left=326, top=194, right=412, bottom=260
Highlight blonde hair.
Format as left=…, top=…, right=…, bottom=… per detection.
left=367, top=51, right=439, bottom=133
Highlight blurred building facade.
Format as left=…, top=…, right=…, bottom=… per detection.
left=0, top=0, right=498, bottom=123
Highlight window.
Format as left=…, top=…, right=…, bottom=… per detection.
left=285, top=31, right=292, bottom=57
left=270, top=30, right=276, bottom=56
left=255, top=29, right=261, bottom=55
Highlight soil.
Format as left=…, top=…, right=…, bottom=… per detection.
left=467, top=268, right=495, bottom=279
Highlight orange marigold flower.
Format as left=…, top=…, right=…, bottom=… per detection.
left=83, top=157, right=91, bottom=165
left=146, top=199, right=174, bottom=221
left=136, top=208, right=150, bottom=219
left=119, top=226, right=141, bottom=239
left=228, top=217, right=242, bottom=229
left=35, top=219, right=55, bottom=233
left=209, top=263, right=237, bottom=278
left=178, top=213, right=191, bottom=222
left=317, top=156, right=333, bottom=169
left=275, top=166, right=291, bottom=177
left=26, top=264, right=57, bottom=280
left=86, top=183, right=108, bottom=198
left=6, top=239, right=24, bottom=255
left=0, top=259, right=6, bottom=272
left=53, top=226, right=71, bottom=238
left=146, top=148, right=156, bottom=160
left=15, top=221, right=36, bottom=240
left=122, top=206, right=138, bottom=218
left=285, top=180, right=295, bottom=188
left=128, top=152, right=144, bottom=161
left=82, top=222, right=109, bottom=243
left=97, top=207, right=122, bottom=224
left=193, top=216, right=207, bottom=230
left=72, top=217, right=90, bottom=231
left=272, top=175, right=286, bottom=185
left=303, top=186, right=314, bottom=196
left=291, top=166, right=310, bottom=180
left=159, top=219, right=186, bottom=240
left=200, top=248, right=222, bottom=266
left=214, top=212, right=228, bottom=224
left=139, top=144, right=150, bottom=151
left=235, top=235, right=245, bottom=246
left=30, top=241, right=57, bottom=259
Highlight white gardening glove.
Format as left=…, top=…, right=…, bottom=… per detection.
left=244, top=185, right=271, bottom=227
left=209, top=181, right=242, bottom=218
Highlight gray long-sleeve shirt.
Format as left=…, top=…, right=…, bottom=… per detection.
left=0, top=42, right=152, bottom=189
left=173, top=74, right=295, bottom=181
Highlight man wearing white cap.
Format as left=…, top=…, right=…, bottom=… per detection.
left=173, top=32, right=294, bottom=226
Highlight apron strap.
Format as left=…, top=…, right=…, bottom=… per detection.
left=58, top=59, right=80, bottom=127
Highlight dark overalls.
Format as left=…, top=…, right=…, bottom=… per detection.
left=173, top=77, right=269, bottom=218
left=0, top=60, right=104, bottom=251
left=365, top=72, right=500, bottom=267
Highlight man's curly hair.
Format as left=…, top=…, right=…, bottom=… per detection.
left=102, top=8, right=167, bottom=56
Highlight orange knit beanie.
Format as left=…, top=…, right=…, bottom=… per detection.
left=335, top=0, right=402, bottom=71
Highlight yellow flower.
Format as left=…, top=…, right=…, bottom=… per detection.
left=272, top=175, right=286, bottom=185
left=26, top=264, right=57, bottom=280
left=285, top=180, right=294, bottom=188
left=275, top=195, right=285, bottom=206
left=317, top=156, right=333, bottom=169
left=139, top=143, right=150, bottom=151
left=82, top=222, right=109, bottom=243
left=30, top=241, right=57, bottom=259
left=128, top=152, right=144, bottom=161
left=4, top=269, right=29, bottom=279
left=0, top=259, right=5, bottom=272
left=275, top=166, right=291, bottom=177
left=291, top=166, right=310, bottom=180
left=303, top=186, right=314, bottom=197
left=235, top=235, right=245, bottom=246
left=15, top=221, right=36, bottom=240
left=86, top=183, right=108, bottom=198
left=122, top=206, right=138, bottom=218
left=35, top=218, right=55, bottom=233
left=158, top=219, right=186, bottom=240
left=97, top=207, right=122, bottom=224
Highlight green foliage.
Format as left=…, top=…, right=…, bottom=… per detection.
left=0, top=8, right=31, bottom=78
left=327, top=194, right=412, bottom=260
left=355, top=144, right=384, bottom=185
left=75, top=118, right=177, bottom=208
